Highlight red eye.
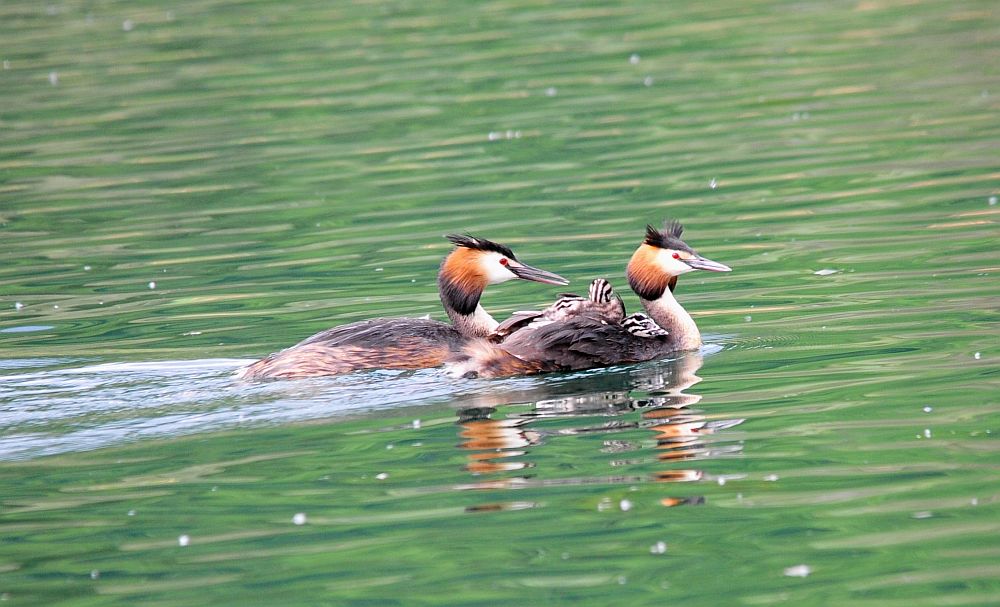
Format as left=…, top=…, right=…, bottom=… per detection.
left=672, top=252, right=680, bottom=260
left=499, top=258, right=509, bottom=266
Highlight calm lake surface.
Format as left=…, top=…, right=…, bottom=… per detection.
left=2, top=0, right=998, bottom=604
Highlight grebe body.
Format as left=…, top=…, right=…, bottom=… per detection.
left=237, top=235, right=567, bottom=380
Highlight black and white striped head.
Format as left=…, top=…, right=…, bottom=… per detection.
left=622, top=313, right=669, bottom=338
left=587, top=278, right=616, bottom=304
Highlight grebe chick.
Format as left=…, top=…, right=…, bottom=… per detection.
left=449, top=220, right=730, bottom=378
left=237, top=235, right=568, bottom=380
left=489, top=277, right=626, bottom=342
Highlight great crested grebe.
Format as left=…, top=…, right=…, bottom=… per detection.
left=448, top=220, right=731, bottom=377
left=237, top=234, right=568, bottom=380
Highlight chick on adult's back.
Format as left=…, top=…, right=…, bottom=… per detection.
left=449, top=220, right=731, bottom=378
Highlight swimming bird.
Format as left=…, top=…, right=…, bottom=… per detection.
left=237, top=234, right=568, bottom=380
left=449, top=220, right=731, bottom=377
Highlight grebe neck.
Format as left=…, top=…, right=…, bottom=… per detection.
left=439, top=274, right=497, bottom=338
left=447, top=304, right=499, bottom=338
left=640, top=289, right=701, bottom=350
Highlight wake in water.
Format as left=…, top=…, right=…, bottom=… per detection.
left=0, top=344, right=723, bottom=460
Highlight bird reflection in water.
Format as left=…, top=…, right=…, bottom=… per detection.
left=454, top=350, right=744, bottom=506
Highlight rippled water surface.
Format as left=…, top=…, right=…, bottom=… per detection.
left=2, top=0, right=998, bottom=604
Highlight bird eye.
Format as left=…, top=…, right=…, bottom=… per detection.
left=499, top=258, right=509, bottom=266
left=672, top=252, right=680, bottom=260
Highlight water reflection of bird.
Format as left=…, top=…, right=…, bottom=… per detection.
left=449, top=220, right=731, bottom=378
left=454, top=352, right=743, bottom=502
left=237, top=235, right=568, bottom=380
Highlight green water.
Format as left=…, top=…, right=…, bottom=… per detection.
left=2, top=0, right=999, bottom=604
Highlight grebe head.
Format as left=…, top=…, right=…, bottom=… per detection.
left=627, top=220, right=731, bottom=300
left=440, top=234, right=569, bottom=315
left=444, top=234, right=569, bottom=286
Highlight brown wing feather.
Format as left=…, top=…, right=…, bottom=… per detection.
left=238, top=317, right=464, bottom=380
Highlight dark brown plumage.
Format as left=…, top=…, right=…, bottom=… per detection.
left=449, top=278, right=668, bottom=378
left=490, top=278, right=625, bottom=342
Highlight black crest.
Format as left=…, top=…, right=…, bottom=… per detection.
left=643, top=220, right=693, bottom=252
left=445, top=234, right=516, bottom=259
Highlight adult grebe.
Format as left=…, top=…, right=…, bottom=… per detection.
left=449, top=220, right=730, bottom=377
left=237, top=234, right=568, bottom=380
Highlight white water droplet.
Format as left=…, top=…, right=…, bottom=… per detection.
left=784, top=564, right=811, bottom=577
left=178, top=534, right=190, bottom=547
left=619, top=499, right=633, bottom=512
left=148, top=281, right=156, bottom=289
left=292, top=512, right=307, bottom=525
left=650, top=541, right=667, bottom=554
